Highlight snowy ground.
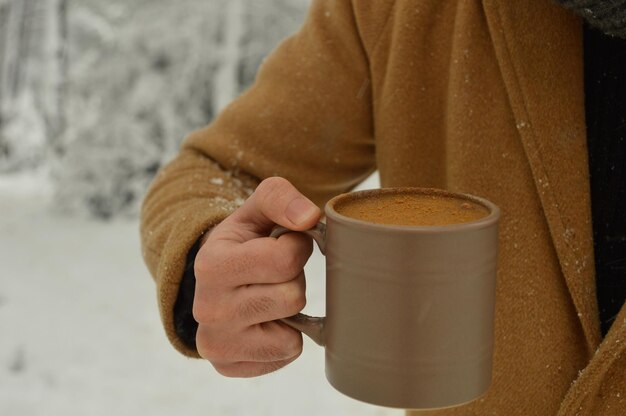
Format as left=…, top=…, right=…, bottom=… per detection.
left=0, top=172, right=399, bottom=416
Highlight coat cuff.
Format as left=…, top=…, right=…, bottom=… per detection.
left=173, top=238, right=202, bottom=350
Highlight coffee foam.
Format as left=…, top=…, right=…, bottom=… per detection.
left=333, top=191, right=489, bottom=226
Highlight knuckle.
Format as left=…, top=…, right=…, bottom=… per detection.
left=257, top=177, right=294, bottom=209
left=251, top=327, right=302, bottom=362
left=193, top=246, right=221, bottom=279
left=197, top=344, right=215, bottom=362
left=257, top=177, right=291, bottom=198
left=292, top=294, right=307, bottom=315
left=197, top=335, right=236, bottom=363
left=283, top=285, right=306, bottom=315
left=193, top=255, right=211, bottom=278
left=273, top=251, right=302, bottom=277
left=238, top=295, right=276, bottom=321
left=279, top=328, right=303, bottom=357
left=201, top=245, right=254, bottom=285
left=192, top=303, right=227, bottom=326
left=246, top=342, right=289, bottom=362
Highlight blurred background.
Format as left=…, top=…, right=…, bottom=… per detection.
left=0, top=0, right=386, bottom=415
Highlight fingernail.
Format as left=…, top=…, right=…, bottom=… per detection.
left=286, top=198, right=318, bottom=225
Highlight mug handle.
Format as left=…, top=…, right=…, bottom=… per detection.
left=270, top=222, right=327, bottom=346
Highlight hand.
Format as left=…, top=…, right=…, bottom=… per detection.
left=193, top=177, right=321, bottom=377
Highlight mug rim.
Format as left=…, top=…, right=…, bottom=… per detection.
left=325, top=187, right=501, bottom=233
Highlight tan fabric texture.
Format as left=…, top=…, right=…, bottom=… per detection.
left=140, top=0, right=626, bottom=414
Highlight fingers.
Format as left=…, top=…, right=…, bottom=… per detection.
left=195, top=232, right=313, bottom=287
left=194, top=272, right=306, bottom=329
left=197, top=321, right=303, bottom=375
left=219, top=177, right=321, bottom=241
left=194, top=272, right=307, bottom=378
left=235, top=272, right=306, bottom=325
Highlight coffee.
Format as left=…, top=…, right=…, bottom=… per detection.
left=334, top=191, right=489, bottom=226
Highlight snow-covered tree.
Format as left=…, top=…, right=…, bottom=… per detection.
left=0, top=0, right=67, bottom=172
left=49, top=0, right=309, bottom=219
left=0, top=0, right=309, bottom=217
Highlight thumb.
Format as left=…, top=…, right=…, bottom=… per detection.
left=229, top=177, right=320, bottom=234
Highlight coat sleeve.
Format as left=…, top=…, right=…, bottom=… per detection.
left=140, top=0, right=376, bottom=357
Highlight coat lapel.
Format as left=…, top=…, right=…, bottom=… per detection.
left=482, top=0, right=601, bottom=353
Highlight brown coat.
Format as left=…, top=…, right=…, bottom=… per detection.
left=140, top=1, right=626, bottom=414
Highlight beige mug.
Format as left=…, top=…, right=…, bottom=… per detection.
left=270, top=187, right=500, bottom=410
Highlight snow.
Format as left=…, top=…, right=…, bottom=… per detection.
left=0, top=173, right=397, bottom=416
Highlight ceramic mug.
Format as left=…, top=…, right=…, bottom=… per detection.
left=270, top=187, right=500, bottom=410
